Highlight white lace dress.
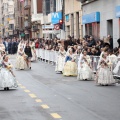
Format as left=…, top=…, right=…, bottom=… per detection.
left=96, top=57, right=115, bottom=85
left=77, top=55, right=93, bottom=80
left=55, top=50, right=66, bottom=72
left=30, top=42, right=37, bottom=61
left=97, top=66, right=115, bottom=85
left=0, top=61, right=18, bottom=89
left=16, top=51, right=27, bottom=70
left=113, top=54, right=120, bottom=75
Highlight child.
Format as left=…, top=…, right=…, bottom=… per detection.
left=95, top=60, right=115, bottom=86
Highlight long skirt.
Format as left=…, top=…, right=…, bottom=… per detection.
left=96, top=67, right=115, bottom=85
left=16, top=56, right=27, bottom=70
left=63, top=61, right=77, bottom=76
left=55, top=56, right=65, bottom=72
left=31, top=49, right=37, bottom=61
left=113, top=61, right=120, bottom=74
left=77, top=63, right=93, bottom=80
left=0, top=68, right=18, bottom=88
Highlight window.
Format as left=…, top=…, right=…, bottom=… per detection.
left=85, top=22, right=100, bottom=39
left=9, top=24, right=14, bottom=30
left=66, top=15, right=69, bottom=22
left=46, top=0, right=50, bottom=15
left=54, top=0, right=56, bottom=12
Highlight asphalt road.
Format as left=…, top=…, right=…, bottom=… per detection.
left=0, top=56, right=120, bottom=120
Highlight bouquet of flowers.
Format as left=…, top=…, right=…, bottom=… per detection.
left=7, top=64, right=13, bottom=70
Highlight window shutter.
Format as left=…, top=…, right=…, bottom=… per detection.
left=37, top=0, right=43, bottom=13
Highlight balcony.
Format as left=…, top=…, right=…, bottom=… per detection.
left=8, top=30, right=14, bottom=35
left=32, top=25, right=39, bottom=32
left=24, top=0, right=31, bottom=10
left=80, top=0, right=97, bottom=5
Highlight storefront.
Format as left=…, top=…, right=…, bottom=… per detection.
left=116, top=6, right=120, bottom=37
left=82, top=12, right=100, bottom=39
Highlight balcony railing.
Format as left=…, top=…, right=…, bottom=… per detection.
left=32, top=25, right=39, bottom=32
left=80, top=0, right=97, bottom=5
left=24, top=0, right=31, bottom=10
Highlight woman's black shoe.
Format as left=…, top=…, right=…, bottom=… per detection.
left=7, top=87, right=9, bottom=90
left=4, top=88, right=7, bottom=90
left=30, top=67, right=31, bottom=69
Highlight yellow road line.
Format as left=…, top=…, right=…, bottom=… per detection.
left=35, top=99, right=42, bottom=103
left=41, top=104, right=50, bottom=109
left=20, top=86, right=26, bottom=89
left=24, top=90, right=30, bottom=93
left=29, top=94, right=37, bottom=98
left=18, top=84, right=22, bottom=86
left=50, top=113, right=62, bottom=119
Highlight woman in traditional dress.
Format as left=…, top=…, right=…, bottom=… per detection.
left=77, top=50, right=93, bottom=80
left=17, top=40, right=26, bottom=54
left=107, top=49, right=117, bottom=71
left=30, top=40, right=37, bottom=62
left=55, top=46, right=66, bottom=73
left=63, top=47, right=77, bottom=76
left=0, top=39, right=5, bottom=54
left=95, top=53, right=115, bottom=86
left=24, top=43, right=32, bottom=69
left=16, top=47, right=27, bottom=70
left=0, top=55, right=18, bottom=90
left=113, top=48, right=120, bottom=75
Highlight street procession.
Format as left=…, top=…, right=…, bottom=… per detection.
left=0, top=35, right=120, bottom=91
left=0, top=0, right=120, bottom=120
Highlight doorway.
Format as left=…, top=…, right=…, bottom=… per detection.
left=107, top=19, right=113, bottom=37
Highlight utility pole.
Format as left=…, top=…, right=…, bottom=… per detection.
left=62, top=0, right=65, bottom=31
left=43, top=0, right=47, bottom=39
left=50, top=0, right=54, bottom=39
left=61, top=0, right=65, bottom=39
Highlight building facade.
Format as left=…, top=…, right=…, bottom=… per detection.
left=1, top=0, right=15, bottom=38
left=14, top=0, right=25, bottom=38
left=0, top=0, right=2, bottom=37
left=65, top=0, right=82, bottom=39
left=31, top=0, right=43, bottom=38
left=81, top=0, right=120, bottom=47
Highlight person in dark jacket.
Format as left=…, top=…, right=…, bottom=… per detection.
left=108, top=35, right=113, bottom=49
left=24, top=42, right=32, bottom=69
left=117, top=38, right=120, bottom=48
left=11, top=39, right=17, bottom=54
left=88, top=36, right=96, bottom=47
left=8, top=39, right=12, bottom=54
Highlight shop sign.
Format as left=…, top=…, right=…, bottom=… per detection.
left=82, top=12, right=100, bottom=24
left=116, top=6, right=120, bottom=18
left=51, top=11, right=62, bottom=24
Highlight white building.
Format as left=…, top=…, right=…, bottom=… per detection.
left=41, top=0, right=65, bottom=39
left=1, top=0, right=15, bottom=38
left=81, top=0, right=120, bottom=47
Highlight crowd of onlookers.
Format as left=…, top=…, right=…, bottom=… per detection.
left=34, top=35, right=120, bottom=56
left=2, top=34, right=120, bottom=57
left=2, top=37, right=20, bottom=54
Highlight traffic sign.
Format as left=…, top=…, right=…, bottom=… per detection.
left=54, top=24, right=60, bottom=30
